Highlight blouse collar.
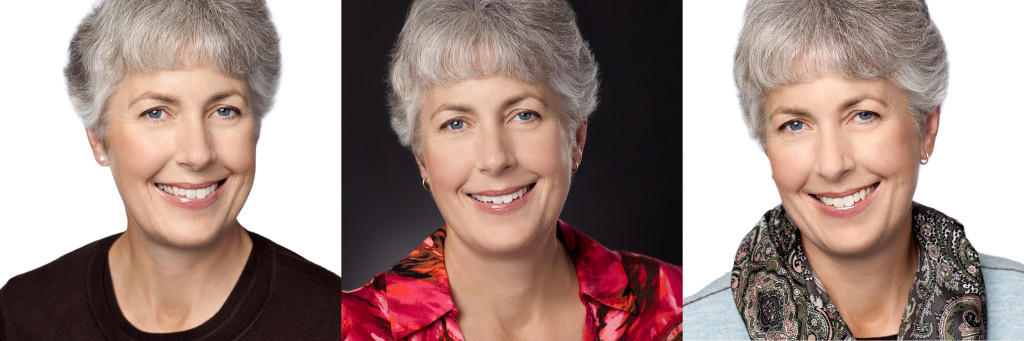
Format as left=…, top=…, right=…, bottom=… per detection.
left=382, top=220, right=638, bottom=339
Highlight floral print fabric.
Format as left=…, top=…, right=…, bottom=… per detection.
left=342, top=220, right=682, bottom=340
left=731, top=202, right=986, bottom=340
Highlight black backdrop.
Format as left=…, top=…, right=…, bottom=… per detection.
left=342, top=1, right=682, bottom=290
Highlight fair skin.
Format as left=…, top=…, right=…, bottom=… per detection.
left=763, top=76, right=939, bottom=337
left=86, top=64, right=257, bottom=332
left=415, top=75, right=587, bottom=340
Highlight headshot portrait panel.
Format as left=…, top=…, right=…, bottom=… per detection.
left=0, top=0, right=340, bottom=338
left=684, top=1, right=1024, bottom=339
left=0, top=0, right=340, bottom=284
left=342, top=0, right=682, bottom=290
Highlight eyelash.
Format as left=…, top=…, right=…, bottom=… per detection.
left=139, top=106, right=242, bottom=120
left=511, top=110, right=540, bottom=123
left=440, top=118, right=466, bottom=131
left=211, top=107, right=242, bottom=119
left=141, top=108, right=168, bottom=120
left=852, top=111, right=879, bottom=123
left=778, top=119, right=804, bottom=133
left=438, top=111, right=542, bottom=132
left=777, top=111, right=880, bottom=133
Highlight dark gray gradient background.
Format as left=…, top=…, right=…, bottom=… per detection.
left=342, top=1, right=682, bottom=290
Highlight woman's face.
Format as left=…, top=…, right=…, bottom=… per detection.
left=763, top=76, right=938, bottom=258
left=416, top=75, right=585, bottom=256
left=89, top=64, right=257, bottom=248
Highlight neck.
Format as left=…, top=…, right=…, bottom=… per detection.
left=108, top=220, right=252, bottom=333
left=444, top=224, right=582, bottom=340
left=803, top=217, right=917, bottom=338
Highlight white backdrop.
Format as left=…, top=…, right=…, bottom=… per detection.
left=0, top=1, right=340, bottom=283
left=684, top=2, right=1024, bottom=297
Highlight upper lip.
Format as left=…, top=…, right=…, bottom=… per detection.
left=811, top=182, right=878, bottom=198
left=468, top=184, right=533, bottom=197
left=155, top=179, right=224, bottom=189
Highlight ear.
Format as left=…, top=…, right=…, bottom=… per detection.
left=86, top=128, right=108, bottom=166
left=414, top=153, right=429, bottom=181
left=921, top=106, right=940, bottom=159
left=573, top=121, right=588, bottom=163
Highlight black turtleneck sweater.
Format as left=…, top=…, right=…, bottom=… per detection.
left=0, top=231, right=339, bottom=340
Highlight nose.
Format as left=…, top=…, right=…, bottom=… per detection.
left=174, top=118, right=216, bottom=171
left=814, top=129, right=854, bottom=181
left=476, top=129, right=516, bottom=175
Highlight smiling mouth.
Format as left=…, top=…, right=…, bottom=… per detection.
left=156, top=179, right=226, bottom=200
left=812, top=183, right=879, bottom=208
left=468, top=183, right=535, bottom=204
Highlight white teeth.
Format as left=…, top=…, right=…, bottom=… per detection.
left=816, top=185, right=875, bottom=209
left=158, top=182, right=218, bottom=199
left=470, top=186, right=529, bottom=204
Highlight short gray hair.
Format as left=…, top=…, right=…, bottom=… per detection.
left=388, top=0, right=599, bottom=153
left=66, top=0, right=281, bottom=140
left=734, top=0, right=948, bottom=147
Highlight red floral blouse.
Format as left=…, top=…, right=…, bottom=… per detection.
left=342, top=221, right=682, bottom=340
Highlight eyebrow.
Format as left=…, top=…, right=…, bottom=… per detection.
left=430, top=93, right=547, bottom=119
left=129, top=90, right=248, bottom=107
left=130, top=91, right=179, bottom=106
left=769, top=94, right=889, bottom=120
left=838, top=95, right=887, bottom=111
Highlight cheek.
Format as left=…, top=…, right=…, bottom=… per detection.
left=215, top=128, right=257, bottom=172
left=518, top=131, right=569, bottom=175
left=107, top=126, right=173, bottom=184
left=858, top=127, right=919, bottom=181
left=422, top=140, right=473, bottom=190
left=766, top=141, right=812, bottom=195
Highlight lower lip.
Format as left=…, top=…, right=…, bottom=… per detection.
left=155, top=181, right=225, bottom=210
left=469, top=186, right=533, bottom=215
left=812, top=183, right=879, bottom=218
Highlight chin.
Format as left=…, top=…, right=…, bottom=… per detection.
left=144, top=220, right=235, bottom=249
left=457, top=218, right=551, bottom=256
left=807, top=224, right=889, bottom=258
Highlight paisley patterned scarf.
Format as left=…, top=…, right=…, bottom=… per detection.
left=731, top=202, right=986, bottom=340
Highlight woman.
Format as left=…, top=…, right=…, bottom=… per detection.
left=341, top=0, right=682, bottom=339
left=341, top=0, right=683, bottom=290
left=0, top=0, right=339, bottom=339
left=683, top=0, right=1024, bottom=339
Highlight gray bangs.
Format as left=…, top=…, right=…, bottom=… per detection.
left=388, top=0, right=599, bottom=153
left=735, top=0, right=948, bottom=146
left=66, top=0, right=280, bottom=140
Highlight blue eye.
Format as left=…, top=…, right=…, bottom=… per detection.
left=855, top=111, right=879, bottom=121
left=516, top=111, right=537, bottom=121
left=215, top=107, right=237, bottom=117
left=445, top=119, right=465, bottom=130
left=144, top=109, right=165, bottom=119
left=784, top=120, right=804, bottom=131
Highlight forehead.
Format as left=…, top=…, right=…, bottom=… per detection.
left=765, top=77, right=904, bottom=113
left=111, top=65, right=250, bottom=105
left=421, top=76, right=559, bottom=112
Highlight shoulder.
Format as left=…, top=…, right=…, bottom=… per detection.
left=252, top=232, right=340, bottom=293
left=342, top=274, right=394, bottom=340
left=249, top=233, right=341, bottom=338
left=625, top=252, right=683, bottom=340
left=0, top=234, right=117, bottom=339
left=682, top=272, right=749, bottom=340
left=1, top=235, right=112, bottom=303
left=617, top=250, right=683, bottom=308
left=978, top=253, right=1024, bottom=338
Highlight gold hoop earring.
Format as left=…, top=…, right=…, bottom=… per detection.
left=571, top=159, right=580, bottom=174
left=920, top=151, right=930, bottom=165
left=422, top=177, right=431, bottom=191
